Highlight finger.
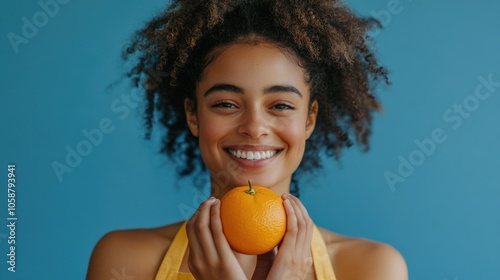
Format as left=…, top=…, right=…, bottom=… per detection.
left=209, top=198, right=235, bottom=257
left=187, top=197, right=218, bottom=262
left=279, top=196, right=298, bottom=252
left=186, top=207, right=203, bottom=261
left=286, top=194, right=313, bottom=226
left=197, top=197, right=219, bottom=260
left=265, top=197, right=297, bottom=278
left=286, top=194, right=314, bottom=254
left=286, top=196, right=307, bottom=253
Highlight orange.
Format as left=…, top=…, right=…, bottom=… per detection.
left=220, top=180, right=286, bottom=255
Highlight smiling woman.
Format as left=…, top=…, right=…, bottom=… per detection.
left=86, top=0, right=407, bottom=279
left=187, top=42, right=317, bottom=194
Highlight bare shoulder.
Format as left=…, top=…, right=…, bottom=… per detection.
left=317, top=227, right=408, bottom=280
left=86, top=221, right=184, bottom=280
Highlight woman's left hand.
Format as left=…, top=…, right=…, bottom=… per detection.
left=253, top=193, right=314, bottom=280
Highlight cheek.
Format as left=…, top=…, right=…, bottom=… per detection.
left=196, top=118, right=225, bottom=168
left=197, top=113, right=235, bottom=149
left=275, top=117, right=309, bottom=147
left=198, top=118, right=223, bottom=142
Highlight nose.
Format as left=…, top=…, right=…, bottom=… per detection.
left=237, top=106, right=270, bottom=139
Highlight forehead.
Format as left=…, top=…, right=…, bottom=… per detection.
left=198, top=42, right=308, bottom=88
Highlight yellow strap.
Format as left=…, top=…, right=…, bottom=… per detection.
left=155, top=222, right=336, bottom=279
left=155, top=222, right=195, bottom=280
left=311, top=225, right=337, bottom=279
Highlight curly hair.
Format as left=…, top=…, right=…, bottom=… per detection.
left=123, top=0, right=389, bottom=196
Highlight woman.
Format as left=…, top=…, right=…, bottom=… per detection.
left=87, top=0, right=407, bottom=279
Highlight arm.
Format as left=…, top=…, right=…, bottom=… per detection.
left=86, top=230, right=162, bottom=280
left=334, top=241, right=408, bottom=280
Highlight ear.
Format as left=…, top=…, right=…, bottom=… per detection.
left=305, top=100, right=318, bottom=140
left=184, top=98, right=199, bottom=137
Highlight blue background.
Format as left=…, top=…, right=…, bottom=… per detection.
left=1, top=0, right=499, bottom=279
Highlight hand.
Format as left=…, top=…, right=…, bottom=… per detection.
left=186, top=197, right=248, bottom=280
left=262, top=193, right=314, bottom=280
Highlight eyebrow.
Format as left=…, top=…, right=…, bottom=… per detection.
left=264, top=85, right=302, bottom=98
left=204, top=83, right=243, bottom=96
left=204, top=83, right=303, bottom=98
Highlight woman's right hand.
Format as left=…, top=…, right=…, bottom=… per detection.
left=186, top=197, right=248, bottom=280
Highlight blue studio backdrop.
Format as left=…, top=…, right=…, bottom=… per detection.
left=1, top=0, right=499, bottom=279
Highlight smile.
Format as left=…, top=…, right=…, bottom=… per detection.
left=227, top=149, right=279, bottom=161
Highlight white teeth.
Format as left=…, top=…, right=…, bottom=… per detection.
left=228, top=149, right=278, bottom=161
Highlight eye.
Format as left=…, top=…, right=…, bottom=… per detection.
left=212, top=101, right=238, bottom=109
left=271, top=102, right=295, bottom=110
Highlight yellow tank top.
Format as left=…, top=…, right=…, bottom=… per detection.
left=155, top=222, right=336, bottom=280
